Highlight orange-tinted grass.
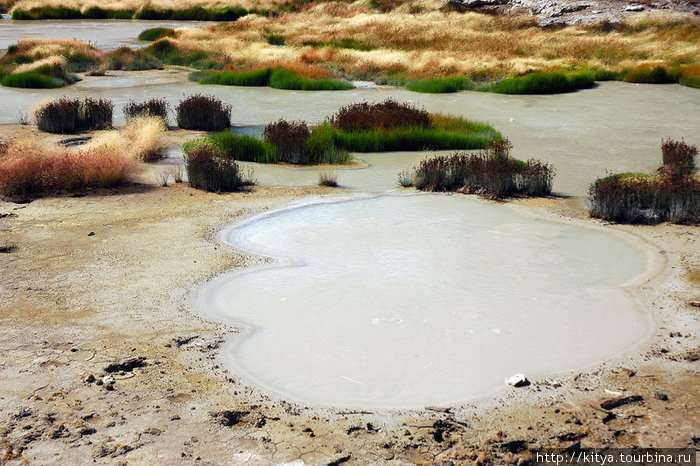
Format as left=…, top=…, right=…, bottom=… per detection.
left=0, top=139, right=135, bottom=198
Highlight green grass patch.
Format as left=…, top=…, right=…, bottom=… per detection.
left=264, top=33, right=285, bottom=46
left=138, top=28, right=176, bottom=42
left=302, top=38, right=374, bottom=51
left=1, top=72, right=65, bottom=88
left=204, top=131, right=277, bottom=163
left=190, top=69, right=271, bottom=86
left=190, top=67, right=353, bottom=90
left=621, top=64, right=675, bottom=84
left=268, top=68, right=353, bottom=90
left=332, top=127, right=498, bottom=152
left=144, top=40, right=220, bottom=69
left=134, top=5, right=247, bottom=20
left=406, top=76, right=474, bottom=93
left=12, top=6, right=81, bottom=19
left=481, top=70, right=596, bottom=94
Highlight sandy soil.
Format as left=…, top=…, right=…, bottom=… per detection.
left=0, top=163, right=698, bottom=464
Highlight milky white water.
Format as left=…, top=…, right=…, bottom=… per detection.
left=196, top=195, right=652, bottom=409
left=2, top=74, right=698, bottom=195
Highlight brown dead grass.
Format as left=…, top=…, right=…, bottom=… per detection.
left=169, top=7, right=700, bottom=80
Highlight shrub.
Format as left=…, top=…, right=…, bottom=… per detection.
left=120, top=116, right=168, bottom=162
left=185, top=143, right=252, bottom=192
left=589, top=139, right=699, bottom=224
left=263, top=120, right=311, bottom=164
left=660, top=138, right=697, bottom=177
left=318, top=170, right=338, bottom=187
left=35, top=98, right=80, bottom=133
left=589, top=174, right=700, bottom=224
left=622, top=64, right=674, bottom=84
left=138, top=28, right=175, bottom=42
left=176, top=94, right=231, bottom=131
left=412, top=140, right=554, bottom=198
left=34, top=98, right=113, bottom=133
left=0, top=138, right=134, bottom=198
left=397, top=169, right=414, bottom=187
left=406, top=76, right=474, bottom=93
left=330, top=99, right=431, bottom=132
left=123, top=98, right=169, bottom=122
left=482, top=70, right=595, bottom=94
left=12, top=6, right=81, bottom=19
left=268, top=68, right=354, bottom=91
left=79, top=98, right=113, bottom=130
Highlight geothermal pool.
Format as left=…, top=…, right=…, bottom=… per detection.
left=196, top=195, right=652, bottom=409
left=2, top=75, right=698, bottom=195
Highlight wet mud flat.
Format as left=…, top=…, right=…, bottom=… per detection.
left=0, top=183, right=698, bottom=464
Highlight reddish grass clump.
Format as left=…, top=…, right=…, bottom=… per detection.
left=329, top=99, right=431, bottom=132
left=184, top=142, right=251, bottom=192
left=0, top=139, right=134, bottom=199
left=176, top=94, right=231, bottom=131
left=263, top=119, right=310, bottom=164
left=661, top=138, right=697, bottom=176
left=412, top=139, right=555, bottom=198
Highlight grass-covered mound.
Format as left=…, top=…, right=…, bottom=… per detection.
left=105, top=47, right=162, bottom=71
left=402, top=139, right=555, bottom=198
left=328, top=99, right=501, bottom=152
left=190, top=67, right=353, bottom=91
left=138, top=27, right=176, bottom=42
left=406, top=76, right=474, bottom=93
left=11, top=5, right=247, bottom=20
left=479, top=70, right=596, bottom=95
left=143, top=39, right=223, bottom=70
left=589, top=139, right=699, bottom=224
left=0, top=39, right=101, bottom=88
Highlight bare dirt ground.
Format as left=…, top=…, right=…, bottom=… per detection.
left=0, top=166, right=698, bottom=464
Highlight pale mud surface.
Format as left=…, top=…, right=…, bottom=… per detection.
left=0, top=168, right=698, bottom=464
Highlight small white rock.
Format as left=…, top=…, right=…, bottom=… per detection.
left=505, top=373, right=529, bottom=387
left=102, top=375, right=115, bottom=385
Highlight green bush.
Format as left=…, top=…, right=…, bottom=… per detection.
left=306, top=123, right=350, bottom=164
left=1, top=72, right=65, bottom=88
left=206, top=131, right=276, bottom=163
left=264, top=33, right=285, bottom=45
left=190, top=69, right=271, bottom=86
left=138, top=28, right=175, bottom=42
left=11, top=6, right=81, bottom=19
left=482, top=70, right=596, bottom=94
left=406, top=76, right=473, bottom=93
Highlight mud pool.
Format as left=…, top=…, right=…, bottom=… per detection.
left=195, top=195, right=653, bottom=409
